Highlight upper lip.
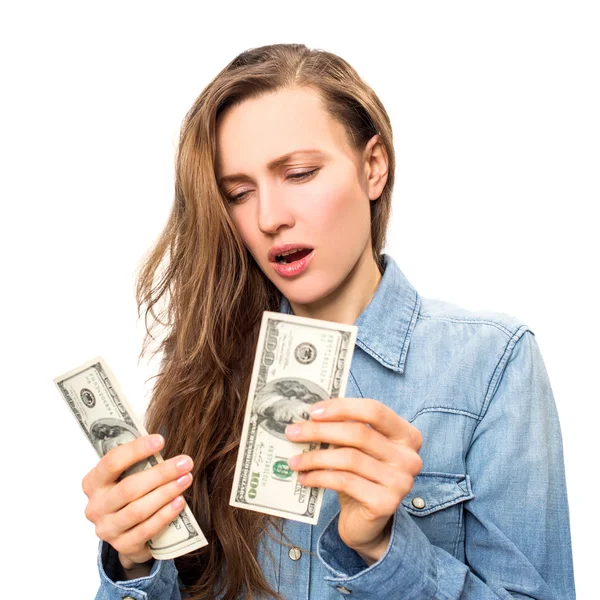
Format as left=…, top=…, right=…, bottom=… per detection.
left=268, top=243, right=314, bottom=263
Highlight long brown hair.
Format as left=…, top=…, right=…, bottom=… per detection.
left=136, top=43, right=396, bottom=600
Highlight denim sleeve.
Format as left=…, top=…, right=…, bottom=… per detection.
left=94, top=541, right=183, bottom=600
left=317, top=330, right=576, bottom=599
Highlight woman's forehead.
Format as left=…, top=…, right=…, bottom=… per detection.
left=215, top=87, right=352, bottom=177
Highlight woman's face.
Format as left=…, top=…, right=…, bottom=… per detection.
left=215, top=86, right=388, bottom=308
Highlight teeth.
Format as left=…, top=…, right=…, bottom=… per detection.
left=279, top=248, right=303, bottom=257
left=274, top=247, right=313, bottom=264
left=275, top=248, right=306, bottom=263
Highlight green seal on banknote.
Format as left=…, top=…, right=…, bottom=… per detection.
left=272, top=460, right=293, bottom=479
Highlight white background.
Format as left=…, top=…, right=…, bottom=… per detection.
left=1, top=2, right=598, bottom=597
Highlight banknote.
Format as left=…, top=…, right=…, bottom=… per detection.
left=54, top=357, right=208, bottom=560
left=230, top=311, right=358, bottom=524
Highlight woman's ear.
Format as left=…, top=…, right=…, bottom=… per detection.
left=363, top=134, right=389, bottom=201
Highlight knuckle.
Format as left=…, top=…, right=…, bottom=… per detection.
left=123, top=468, right=152, bottom=498
left=353, top=449, right=369, bottom=473
left=84, top=503, right=96, bottom=523
left=125, top=503, right=145, bottom=525
left=341, top=447, right=358, bottom=467
left=337, top=470, right=351, bottom=488
left=411, top=427, right=423, bottom=451
left=102, top=449, right=121, bottom=475
left=111, top=536, right=132, bottom=555
left=374, top=401, right=386, bottom=422
left=117, top=478, right=137, bottom=503
left=357, top=423, right=371, bottom=446
left=398, top=472, right=415, bottom=496
left=366, top=499, right=386, bottom=518
left=140, top=514, right=163, bottom=541
left=111, top=540, right=127, bottom=555
left=298, top=452, right=311, bottom=469
left=306, top=421, right=319, bottom=439
left=134, top=521, right=151, bottom=542
left=412, top=453, right=423, bottom=475
left=94, top=521, right=111, bottom=542
left=158, top=479, right=177, bottom=502
left=374, top=491, right=399, bottom=516
left=81, top=475, right=92, bottom=497
left=395, top=446, right=422, bottom=476
left=384, top=496, right=400, bottom=515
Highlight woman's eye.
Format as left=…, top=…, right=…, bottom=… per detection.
left=227, top=169, right=319, bottom=204
left=227, top=190, right=249, bottom=203
left=287, top=168, right=319, bottom=181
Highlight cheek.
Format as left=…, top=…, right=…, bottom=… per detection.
left=230, top=209, right=260, bottom=252
left=307, top=176, right=367, bottom=235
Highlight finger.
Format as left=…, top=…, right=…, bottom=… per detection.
left=109, top=495, right=188, bottom=557
left=85, top=434, right=165, bottom=491
left=289, top=447, right=400, bottom=488
left=286, top=420, right=396, bottom=461
left=111, top=471, right=193, bottom=534
left=298, top=470, right=400, bottom=519
left=101, top=454, right=193, bottom=514
left=309, top=398, right=422, bottom=447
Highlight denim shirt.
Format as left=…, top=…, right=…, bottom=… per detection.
left=94, top=253, right=575, bottom=599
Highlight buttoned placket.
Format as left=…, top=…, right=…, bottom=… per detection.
left=278, top=516, right=312, bottom=600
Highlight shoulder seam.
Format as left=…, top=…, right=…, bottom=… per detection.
left=467, top=325, right=532, bottom=447
left=417, top=313, right=524, bottom=338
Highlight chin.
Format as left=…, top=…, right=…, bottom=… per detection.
left=280, top=276, right=341, bottom=307
left=263, top=253, right=361, bottom=306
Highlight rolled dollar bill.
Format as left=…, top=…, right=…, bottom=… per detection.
left=230, top=311, right=357, bottom=524
left=54, top=357, right=208, bottom=559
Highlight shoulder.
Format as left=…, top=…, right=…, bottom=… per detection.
left=404, top=295, right=536, bottom=417
left=415, top=294, right=535, bottom=374
left=414, top=295, right=534, bottom=369
left=416, top=295, right=532, bottom=342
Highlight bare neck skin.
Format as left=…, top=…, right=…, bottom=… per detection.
left=287, top=244, right=383, bottom=326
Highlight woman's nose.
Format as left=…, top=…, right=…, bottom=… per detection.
left=257, top=185, right=295, bottom=234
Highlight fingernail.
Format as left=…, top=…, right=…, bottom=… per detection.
left=176, top=456, right=192, bottom=471
left=177, top=473, right=192, bottom=487
left=172, top=496, right=184, bottom=509
left=285, top=424, right=301, bottom=438
left=288, top=455, right=300, bottom=468
left=150, top=434, right=164, bottom=449
left=298, top=472, right=307, bottom=483
left=310, top=406, right=326, bottom=417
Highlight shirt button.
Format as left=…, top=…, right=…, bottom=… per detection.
left=288, top=546, right=302, bottom=561
left=335, top=586, right=352, bottom=594
left=122, top=597, right=136, bottom=600
left=411, top=496, right=426, bottom=509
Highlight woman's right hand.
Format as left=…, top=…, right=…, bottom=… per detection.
left=82, top=433, right=194, bottom=571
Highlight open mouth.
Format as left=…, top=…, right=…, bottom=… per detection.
left=275, top=248, right=313, bottom=264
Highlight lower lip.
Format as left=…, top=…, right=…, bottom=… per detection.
left=271, top=250, right=315, bottom=278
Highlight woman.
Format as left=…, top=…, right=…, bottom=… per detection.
left=83, top=44, right=575, bottom=599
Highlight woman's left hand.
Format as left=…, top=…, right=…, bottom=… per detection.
left=285, top=398, right=423, bottom=564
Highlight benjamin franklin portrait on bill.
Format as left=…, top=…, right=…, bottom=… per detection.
left=253, top=379, right=328, bottom=439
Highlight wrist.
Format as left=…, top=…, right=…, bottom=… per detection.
left=350, top=519, right=393, bottom=566
left=118, top=553, right=154, bottom=580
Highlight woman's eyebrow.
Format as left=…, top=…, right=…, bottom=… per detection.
left=219, top=149, right=329, bottom=185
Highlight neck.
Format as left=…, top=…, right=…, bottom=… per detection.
left=288, top=249, right=383, bottom=325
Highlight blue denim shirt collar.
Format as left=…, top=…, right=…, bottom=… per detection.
left=279, top=253, right=421, bottom=374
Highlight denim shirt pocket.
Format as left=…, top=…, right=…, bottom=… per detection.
left=401, top=472, right=474, bottom=558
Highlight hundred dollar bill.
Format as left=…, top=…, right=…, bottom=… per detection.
left=230, top=311, right=358, bottom=524
left=54, top=357, right=208, bottom=560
